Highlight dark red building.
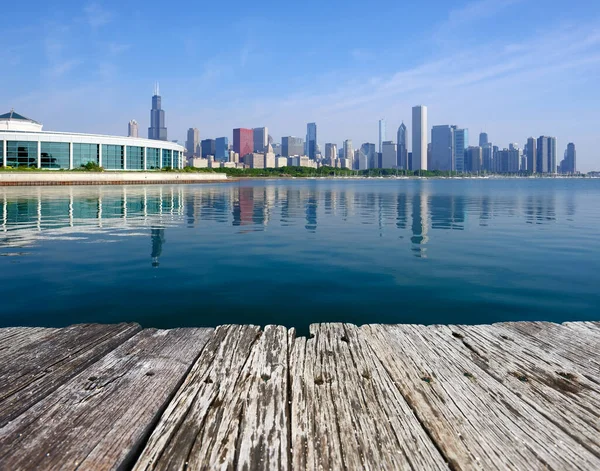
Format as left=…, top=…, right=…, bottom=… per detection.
left=233, top=128, right=253, bottom=159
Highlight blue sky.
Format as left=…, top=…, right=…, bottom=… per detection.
left=2, top=0, right=600, bottom=170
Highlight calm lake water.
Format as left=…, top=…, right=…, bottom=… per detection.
left=0, top=179, right=598, bottom=335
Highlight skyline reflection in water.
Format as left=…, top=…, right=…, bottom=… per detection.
left=0, top=179, right=598, bottom=334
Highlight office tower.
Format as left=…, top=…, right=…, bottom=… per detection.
left=431, top=125, right=454, bottom=171
left=201, top=139, right=216, bottom=158
left=343, top=139, right=353, bottom=161
left=215, top=137, right=229, bottom=161
left=186, top=128, right=200, bottom=158
left=562, top=143, right=576, bottom=173
left=305, top=122, right=317, bottom=159
left=272, top=143, right=282, bottom=156
left=233, top=128, right=253, bottom=158
left=360, top=143, right=376, bottom=169
left=148, top=83, right=167, bottom=141
left=282, top=136, right=304, bottom=157
left=482, top=143, right=494, bottom=172
left=465, top=146, right=482, bottom=172
left=493, top=146, right=499, bottom=173
left=253, top=127, right=268, bottom=152
left=479, top=132, right=488, bottom=147
left=378, top=119, right=386, bottom=153
left=454, top=128, right=468, bottom=172
left=526, top=137, right=537, bottom=174
left=324, top=143, right=337, bottom=164
left=381, top=141, right=397, bottom=169
left=357, top=149, right=368, bottom=170
left=412, top=106, right=427, bottom=170
left=536, top=136, right=556, bottom=174
left=397, top=123, right=408, bottom=169
left=408, top=152, right=413, bottom=170
left=128, top=120, right=138, bottom=138
left=521, top=155, right=527, bottom=172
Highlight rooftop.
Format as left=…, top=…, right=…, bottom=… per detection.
left=0, top=109, right=40, bottom=124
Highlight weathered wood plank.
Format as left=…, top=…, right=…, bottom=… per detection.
left=446, top=323, right=600, bottom=457
left=134, top=324, right=288, bottom=470
left=0, top=322, right=140, bottom=426
left=0, top=327, right=58, bottom=360
left=290, top=323, right=448, bottom=470
left=0, top=327, right=212, bottom=470
left=361, top=323, right=600, bottom=470
left=495, top=322, right=600, bottom=381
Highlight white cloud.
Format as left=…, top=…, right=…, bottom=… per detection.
left=84, top=3, right=112, bottom=29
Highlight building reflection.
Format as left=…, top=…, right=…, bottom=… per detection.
left=0, top=183, right=568, bottom=259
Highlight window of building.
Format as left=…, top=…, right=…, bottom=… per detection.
left=73, top=143, right=99, bottom=168
left=41, top=142, right=70, bottom=169
left=173, top=150, right=180, bottom=169
left=0, top=141, right=3, bottom=166
left=127, top=146, right=144, bottom=170
left=162, top=149, right=172, bottom=168
left=6, top=141, right=38, bottom=168
left=146, top=148, right=160, bottom=169
left=102, top=144, right=124, bottom=170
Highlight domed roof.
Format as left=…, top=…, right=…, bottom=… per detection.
left=0, top=109, right=40, bottom=124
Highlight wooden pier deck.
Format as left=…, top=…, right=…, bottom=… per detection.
left=0, top=321, right=599, bottom=470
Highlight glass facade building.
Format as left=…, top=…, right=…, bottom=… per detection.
left=454, top=129, right=468, bottom=173
left=146, top=148, right=160, bottom=169
left=7, top=141, right=38, bottom=168
left=162, top=149, right=173, bottom=168
left=73, top=143, right=99, bottom=168
left=41, top=142, right=70, bottom=169
left=126, top=146, right=144, bottom=170
left=215, top=137, right=229, bottom=161
left=102, top=145, right=124, bottom=170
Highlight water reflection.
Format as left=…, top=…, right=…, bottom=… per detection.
left=0, top=182, right=574, bottom=262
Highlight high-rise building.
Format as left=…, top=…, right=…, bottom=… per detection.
left=215, top=137, right=229, bottom=161
left=253, top=127, right=268, bottom=152
left=343, top=139, right=353, bottom=161
left=233, top=128, right=253, bottom=158
left=454, top=128, right=468, bottom=172
left=536, top=136, right=557, bottom=174
left=560, top=142, right=576, bottom=174
left=412, top=106, right=427, bottom=170
left=324, top=143, right=337, bottom=164
left=306, top=123, right=317, bottom=159
left=282, top=136, right=304, bottom=157
left=186, top=128, right=200, bottom=158
left=378, top=119, right=386, bottom=153
left=479, top=132, right=488, bottom=147
left=128, top=120, right=139, bottom=138
left=482, top=143, right=494, bottom=172
left=465, top=146, right=482, bottom=172
left=526, top=137, right=537, bottom=174
left=431, top=125, right=454, bottom=171
left=408, top=152, right=413, bottom=170
left=357, top=149, right=368, bottom=170
left=148, top=83, right=167, bottom=141
left=381, top=141, right=397, bottom=169
left=396, top=123, right=408, bottom=169
left=360, top=143, right=376, bottom=169
left=201, top=139, right=216, bottom=158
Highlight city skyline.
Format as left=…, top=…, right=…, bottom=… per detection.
left=2, top=1, right=599, bottom=170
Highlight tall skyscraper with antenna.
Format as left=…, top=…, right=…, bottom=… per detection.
left=148, top=83, right=167, bottom=141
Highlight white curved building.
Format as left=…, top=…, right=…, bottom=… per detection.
left=0, top=110, right=184, bottom=170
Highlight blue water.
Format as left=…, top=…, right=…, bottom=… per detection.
left=0, top=179, right=598, bottom=335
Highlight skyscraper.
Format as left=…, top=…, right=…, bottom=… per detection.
left=282, top=136, right=304, bottom=157
left=307, top=123, right=317, bottom=160
left=148, top=83, right=167, bottom=141
left=253, top=127, right=268, bottom=152
left=201, top=139, right=216, bottom=158
left=431, top=125, right=454, bottom=171
left=381, top=141, right=397, bottom=169
left=412, top=106, right=427, bottom=170
left=465, top=146, right=482, bottom=172
left=526, top=137, right=537, bottom=174
left=396, top=123, right=408, bottom=169
left=536, top=136, right=557, bottom=174
left=324, top=143, right=337, bottom=164
left=128, top=120, right=138, bottom=138
left=343, top=139, right=353, bottom=160
left=215, top=137, right=229, bottom=161
left=360, top=143, right=376, bottom=169
left=378, top=119, right=386, bottom=153
left=479, top=132, right=488, bottom=147
left=482, top=144, right=494, bottom=172
left=186, top=128, right=199, bottom=158
left=454, top=129, right=468, bottom=172
left=561, top=143, right=576, bottom=174
left=233, top=128, right=253, bottom=158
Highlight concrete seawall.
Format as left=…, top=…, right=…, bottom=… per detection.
left=0, top=172, right=228, bottom=186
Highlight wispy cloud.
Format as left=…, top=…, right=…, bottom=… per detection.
left=44, top=59, right=82, bottom=78
left=84, top=3, right=112, bottom=29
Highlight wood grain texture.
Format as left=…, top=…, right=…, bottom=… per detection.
left=134, top=324, right=290, bottom=470
left=0, top=327, right=57, bottom=360
left=290, top=323, right=448, bottom=470
left=0, top=322, right=140, bottom=427
left=360, top=323, right=600, bottom=470
left=0, top=327, right=212, bottom=471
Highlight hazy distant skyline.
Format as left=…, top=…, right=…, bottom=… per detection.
left=2, top=0, right=599, bottom=170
